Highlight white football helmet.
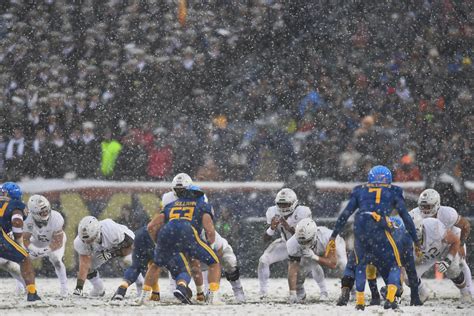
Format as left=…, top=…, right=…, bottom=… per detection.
left=295, top=218, right=317, bottom=247
left=78, top=216, right=101, bottom=244
left=275, top=188, right=298, bottom=216
left=410, top=211, right=424, bottom=241
left=171, top=173, right=193, bottom=193
left=418, top=189, right=440, bottom=218
left=28, top=194, right=51, bottom=224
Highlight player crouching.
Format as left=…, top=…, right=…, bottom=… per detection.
left=23, top=195, right=68, bottom=297
left=73, top=216, right=135, bottom=297
left=286, top=218, right=347, bottom=303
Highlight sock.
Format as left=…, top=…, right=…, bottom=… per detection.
left=257, top=261, right=270, bottom=295
left=356, top=291, right=365, bottom=305
left=209, top=282, right=219, bottom=292
left=386, top=284, right=397, bottom=303
left=54, top=261, right=68, bottom=291
left=230, top=279, right=243, bottom=291
left=89, top=274, right=104, bottom=291
left=152, top=282, right=159, bottom=292
left=196, top=285, right=204, bottom=294
left=26, top=284, right=36, bottom=294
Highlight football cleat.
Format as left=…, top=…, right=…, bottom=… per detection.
left=196, top=291, right=205, bottom=302
left=27, top=292, right=41, bottom=302
left=150, top=291, right=160, bottom=301
left=369, top=295, right=381, bottom=306
left=336, top=287, right=350, bottom=306
left=319, top=291, right=329, bottom=301
left=112, top=287, right=127, bottom=301
left=384, top=300, right=398, bottom=310
left=173, top=284, right=192, bottom=304
left=355, top=304, right=365, bottom=311
left=233, top=287, right=246, bottom=303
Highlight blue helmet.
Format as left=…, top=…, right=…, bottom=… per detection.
left=1, top=182, right=22, bottom=200
left=186, top=185, right=205, bottom=198
left=367, top=165, right=392, bottom=184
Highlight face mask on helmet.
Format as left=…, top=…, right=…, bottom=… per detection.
left=172, top=173, right=193, bottom=195
left=28, top=195, right=51, bottom=225
left=295, top=218, right=317, bottom=248
left=275, top=188, right=298, bottom=216
left=78, top=216, right=101, bottom=244
left=418, top=189, right=440, bottom=218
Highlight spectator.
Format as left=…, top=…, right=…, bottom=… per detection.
left=146, top=128, right=173, bottom=180
left=77, top=121, right=100, bottom=179
left=4, top=127, right=27, bottom=181
left=393, top=154, right=422, bottom=182
left=100, top=128, right=122, bottom=179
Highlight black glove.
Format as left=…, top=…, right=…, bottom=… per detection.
left=437, top=257, right=452, bottom=273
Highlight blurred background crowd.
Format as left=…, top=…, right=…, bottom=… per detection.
left=0, top=0, right=472, bottom=187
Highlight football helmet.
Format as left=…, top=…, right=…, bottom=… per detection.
left=78, top=216, right=101, bottom=244
left=275, top=188, right=298, bottom=216
left=295, top=218, right=317, bottom=247
left=1, top=182, right=22, bottom=200
left=418, top=189, right=440, bottom=218
left=367, top=165, right=392, bottom=184
left=172, top=173, right=193, bottom=194
left=28, top=194, right=51, bottom=224
left=409, top=212, right=424, bottom=241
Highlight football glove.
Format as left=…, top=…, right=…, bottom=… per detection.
left=28, top=245, right=50, bottom=258
left=437, top=256, right=452, bottom=274
left=325, top=239, right=336, bottom=256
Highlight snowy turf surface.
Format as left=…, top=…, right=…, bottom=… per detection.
left=1, top=277, right=472, bottom=315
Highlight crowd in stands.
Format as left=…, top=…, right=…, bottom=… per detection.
left=0, top=0, right=472, bottom=186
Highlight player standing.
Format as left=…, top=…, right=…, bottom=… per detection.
left=258, top=188, right=312, bottom=299
left=0, top=182, right=41, bottom=301
left=286, top=218, right=347, bottom=303
left=23, top=195, right=68, bottom=297
left=330, top=166, right=420, bottom=310
left=73, top=216, right=136, bottom=297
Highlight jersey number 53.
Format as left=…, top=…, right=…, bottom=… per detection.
left=169, top=206, right=195, bottom=221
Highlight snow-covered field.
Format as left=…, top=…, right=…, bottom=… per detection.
left=1, top=277, right=472, bottom=316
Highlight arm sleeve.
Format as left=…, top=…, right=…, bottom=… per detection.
left=331, top=189, right=359, bottom=238
left=395, top=188, right=419, bottom=243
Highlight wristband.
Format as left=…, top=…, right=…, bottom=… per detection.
left=446, top=253, right=454, bottom=262
left=266, top=227, right=275, bottom=236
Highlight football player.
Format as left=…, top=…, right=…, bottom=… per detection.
left=286, top=218, right=347, bottom=303
left=258, top=188, right=312, bottom=299
left=410, top=189, right=472, bottom=297
left=0, top=182, right=41, bottom=301
left=330, top=166, right=420, bottom=310
left=73, top=216, right=136, bottom=297
left=23, top=195, right=68, bottom=297
left=410, top=213, right=470, bottom=302
left=147, top=185, right=221, bottom=304
left=198, top=230, right=245, bottom=303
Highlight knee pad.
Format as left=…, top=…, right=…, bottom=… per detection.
left=341, top=275, right=355, bottom=289
left=225, top=267, right=240, bottom=282
left=451, top=272, right=466, bottom=289
left=366, top=264, right=377, bottom=280
left=87, top=270, right=98, bottom=280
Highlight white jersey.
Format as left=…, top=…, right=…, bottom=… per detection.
left=24, top=210, right=64, bottom=248
left=266, top=205, right=312, bottom=241
left=411, top=206, right=460, bottom=230
left=287, top=226, right=345, bottom=258
left=419, top=218, right=450, bottom=262
left=161, top=191, right=209, bottom=208
left=201, top=230, right=228, bottom=251
left=74, top=219, right=134, bottom=256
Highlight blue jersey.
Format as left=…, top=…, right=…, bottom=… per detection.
left=0, top=198, right=26, bottom=233
left=162, top=197, right=214, bottom=233
left=332, top=183, right=418, bottom=243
